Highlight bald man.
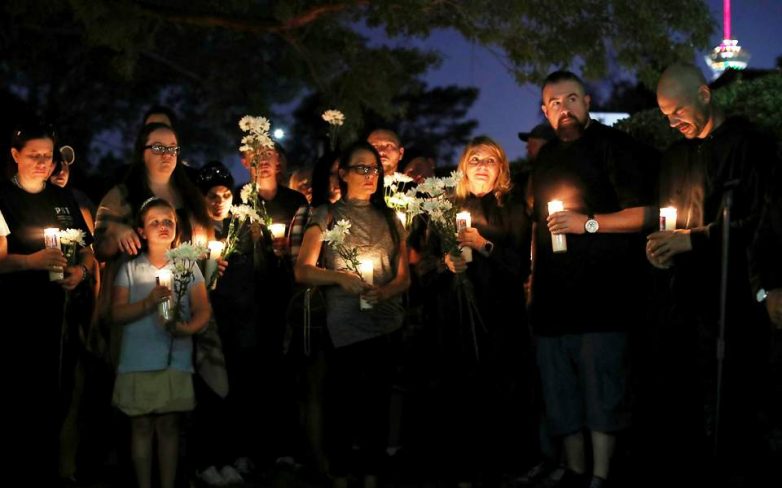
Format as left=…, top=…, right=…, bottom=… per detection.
left=646, top=64, right=777, bottom=478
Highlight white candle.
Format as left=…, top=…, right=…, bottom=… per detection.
left=269, top=223, right=286, bottom=239
left=396, top=211, right=406, bottom=227
left=455, top=211, right=473, bottom=262
left=547, top=200, right=567, bottom=253
left=44, top=227, right=63, bottom=281
left=156, top=269, right=173, bottom=320
left=205, top=240, right=225, bottom=289
left=659, top=207, right=677, bottom=231
left=359, top=259, right=374, bottom=310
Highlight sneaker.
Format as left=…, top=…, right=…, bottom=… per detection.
left=588, top=476, right=608, bottom=488
left=516, top=461, right=552, bottom=486
left=197, top=466, right=226, bottom=487
left=550, top=469, right=588, bottom=488
left=233, top=457, right=255, bottom=476
left=219, top=465, right=244, bottom=485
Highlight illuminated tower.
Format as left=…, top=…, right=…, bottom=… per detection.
left=705, top=0, right=750, bottom=78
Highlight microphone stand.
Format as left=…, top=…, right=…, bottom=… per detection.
left=714, top=179, right=739, bottom=458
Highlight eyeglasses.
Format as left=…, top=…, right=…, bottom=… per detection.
left=467, top=156, right=498, bottom=167
left=145, top=144, right=181, bottom=155
left=347, top=165, right=380, bottom=176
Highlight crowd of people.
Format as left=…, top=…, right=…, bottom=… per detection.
left=0, top=64, right=780, bottom=488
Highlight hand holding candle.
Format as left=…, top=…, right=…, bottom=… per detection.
left=455, top=211, right=473, bottom=263
left=547, top=200, right=567, bottom=253
left=659, top=207, right=677, bottom=231
left=269, top=223, right=287, bottom=255
left=359, top=258, right=374, bottom=310
left=44, top=227, right=64, bottom=280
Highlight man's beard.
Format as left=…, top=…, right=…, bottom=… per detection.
left=556, top=114, right=586, bottom=142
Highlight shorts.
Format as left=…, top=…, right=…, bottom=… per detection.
left=536, top=332, right=631, bottom=436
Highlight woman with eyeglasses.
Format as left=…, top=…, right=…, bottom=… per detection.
left=413, top=136, right=533, bottom=487
left=295, top=141, right=410, bottom=488
left=0, top=122, right=96, bottom=484
left=95, top=122, right=212, bottom=261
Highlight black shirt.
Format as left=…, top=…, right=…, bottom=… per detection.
left=659, top=116, right=777, bottom=319
left=529, top=121, right=658, bottom=335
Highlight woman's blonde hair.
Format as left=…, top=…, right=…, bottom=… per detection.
left=455, top=136, right=512, bottom=205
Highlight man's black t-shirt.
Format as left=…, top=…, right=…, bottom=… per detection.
left=529, top=121, right=658, bottom=336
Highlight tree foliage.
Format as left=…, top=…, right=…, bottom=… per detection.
left=0, top=0, right=714, bottom=175
left=615, top=71, right=782, bottom=151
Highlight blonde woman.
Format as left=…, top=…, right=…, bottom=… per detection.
left=415, top=136, right=533, bottom=487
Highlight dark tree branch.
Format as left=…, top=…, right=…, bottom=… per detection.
left=133, top=1, right=369, bottom=34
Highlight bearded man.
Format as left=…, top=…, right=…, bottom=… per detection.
left=528, top=70, right=659, bottom=488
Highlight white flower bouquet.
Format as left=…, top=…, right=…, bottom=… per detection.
left=321, top=219, right=362, bottom=277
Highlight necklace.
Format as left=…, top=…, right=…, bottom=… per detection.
left=12, top=174, right=46, bottom=192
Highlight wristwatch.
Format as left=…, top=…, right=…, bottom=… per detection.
left=757, top=288, right=768, bottom=303
left=483, top=240, right=494, bottom=255
left=584, top=215, right=599, bottom=234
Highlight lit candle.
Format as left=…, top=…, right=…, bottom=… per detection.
left=269, top=223, right=286, bottom=239
left=359, top=258, right=374, bottom=310
left=156, top=269, right=173, bottom=320
left=205, top=240, right=225, bottom=289
left=193, top=235, right=207, bottom=249
left=455, top=211, right=473, bottom=263
left=659, top=207, right=677, bottom=231
left=396, top=211, right=406, bottom=227
left=44, top=227, right=63, bottom=281
left=547, top=200, right=567, bottom=253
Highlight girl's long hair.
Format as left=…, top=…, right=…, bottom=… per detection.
left=123, top=123, right=211, bottom=239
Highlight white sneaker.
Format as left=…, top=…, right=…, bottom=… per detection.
left=219, top=465, right=244, bottom=485
left=233, top=456, right=254, bottom=475
left=197, top=466, right=226, bottom=486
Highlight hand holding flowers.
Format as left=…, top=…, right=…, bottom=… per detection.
left=403, top=171, right=486, bottom=359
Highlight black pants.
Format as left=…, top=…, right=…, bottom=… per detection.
left=325, top=334, right=396, bottom=477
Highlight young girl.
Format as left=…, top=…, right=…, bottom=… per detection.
left=111, top=197, right=211, bottom=488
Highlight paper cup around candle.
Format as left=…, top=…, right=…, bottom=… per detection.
left=455, top=211, right=473, bottom=263
left=205, top=240, right=224, bottom=289
left=156, top=269, right=173, bottom=320
left=359, top=259, right=374, bottom=310
left=269, top=223, right=286, bottom=239
left=547, top=200, right=567, bottom=253
left=44, top=227, right=64, bottom=281
left=659, top=207, right=677, bottom=231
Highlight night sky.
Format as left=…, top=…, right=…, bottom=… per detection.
left=391, top=0, right=782, bottom=164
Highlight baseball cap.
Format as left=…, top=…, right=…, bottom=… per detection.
left=518, top=123, right=556, bottom=142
